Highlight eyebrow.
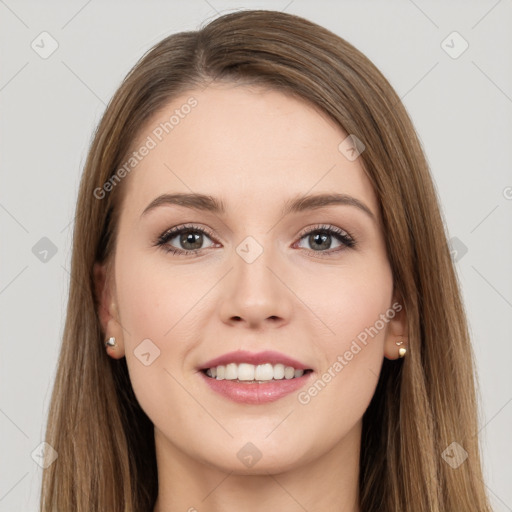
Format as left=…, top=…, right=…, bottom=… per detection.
left=141, top=192, right=375, bottom=221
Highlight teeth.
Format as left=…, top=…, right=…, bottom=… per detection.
left=284, top=366, right=295, bottom=379
left=238, top=363, right=255, bottom=381
left=225, top=363, right=237, bottom=380
left=205, top=363, right=307, bottom=381
left=255, top=363, right=274, bottom=380
left=274, top=363, right=285, bottom=379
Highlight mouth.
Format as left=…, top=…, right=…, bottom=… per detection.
left=198, top=350, right=315, bottom=404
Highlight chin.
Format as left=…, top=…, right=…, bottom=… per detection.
left=213, top=455, right=304, bottom=476
left=196, top=440, right=311, bottom=476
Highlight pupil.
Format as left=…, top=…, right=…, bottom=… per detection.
left=311, top=232, right=331, bottom=250
left=181, top=231, right=202, bottom=250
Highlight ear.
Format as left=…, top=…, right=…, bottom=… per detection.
left=93, top=261, right=125, bottom=359
left=383, top=294, right=408, bottom=360
left=93, top=261, right=117, bottom=331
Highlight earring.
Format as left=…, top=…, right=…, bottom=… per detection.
left=105, top=336, right=117, bottom=348
left=396, top=338, right=407, bottom=358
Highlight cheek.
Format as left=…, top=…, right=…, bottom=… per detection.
left=303, top=258, right=393, bottom=350
left=114, top=256, right=234, bottom=460
left=294, top=261, right=392, bottom=417
left=115, top=248, right=206, bottom=341
left=113, top=249, right=218, bottom=429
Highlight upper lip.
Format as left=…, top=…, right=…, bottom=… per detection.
left=200, top=350, right=312, bottom=371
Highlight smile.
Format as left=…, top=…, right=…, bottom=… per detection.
left=198, top=350, right=314, bottom=404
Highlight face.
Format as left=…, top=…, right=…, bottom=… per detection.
left=97, top=83, right=404, bottom=474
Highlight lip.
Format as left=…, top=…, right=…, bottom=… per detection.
left=198, top=350, right=314, bottom=405
left=199, top=370, right=314, bottom=404
left=199, top=350, right=311, bottom=371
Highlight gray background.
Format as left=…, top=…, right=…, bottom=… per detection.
left=1, top=0, right=511, bottom=510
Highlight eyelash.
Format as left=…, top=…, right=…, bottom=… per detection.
left=154, top=223, right=356, bottom=258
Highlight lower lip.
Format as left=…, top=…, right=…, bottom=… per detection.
left=199, top=371, right=314, bottom=404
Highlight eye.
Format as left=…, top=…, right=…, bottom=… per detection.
left=155, top=223, right=356, bottom=257
left=294, top=224, right=356, bottom=256
left=155, top=224, right=218, bottom=256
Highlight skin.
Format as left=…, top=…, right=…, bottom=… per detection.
left=95, top=83, right=408, bottom=511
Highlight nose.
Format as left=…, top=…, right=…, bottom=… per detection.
left=218, top=245, right=293, bottom=329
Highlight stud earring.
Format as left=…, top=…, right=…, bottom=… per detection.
left=105, top=336, right=117, bottom=349
left=396, top=338, right=407, bottom=358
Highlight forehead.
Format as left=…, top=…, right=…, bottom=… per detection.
left=120, top=84, right=378, bottom=219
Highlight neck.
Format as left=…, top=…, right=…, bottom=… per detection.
left=152, top=421, right=361, bottom=512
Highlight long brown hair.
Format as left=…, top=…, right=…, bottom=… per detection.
left=40, top=9, right=492, bottom=511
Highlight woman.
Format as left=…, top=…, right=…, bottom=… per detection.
left=40, top=9, right=492, bottom=512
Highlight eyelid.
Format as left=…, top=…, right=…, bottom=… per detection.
left=155, top=223, right=218, bottom=245
left=297, top=223, right=353, bottom=241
